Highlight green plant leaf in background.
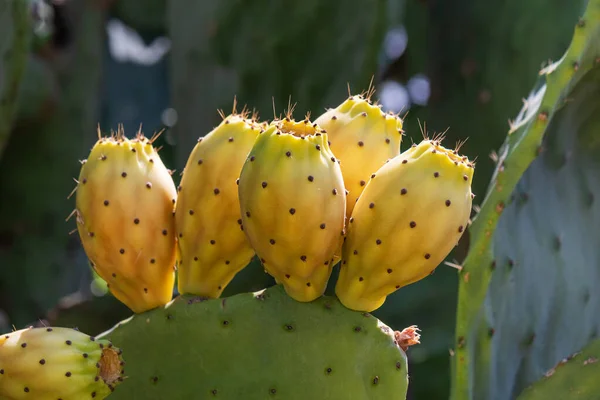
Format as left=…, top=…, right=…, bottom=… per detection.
left=0, top=0, right=31, bottom=158
left=169, top=0, right=395, bottom=169
left=0, top=0, right=106, bottom=329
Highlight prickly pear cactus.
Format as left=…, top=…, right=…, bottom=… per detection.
left=452, top=1, right=600, bottom=399
left=98, top=285, right=414, bottom=400
left=0, top=0, right=31, bottom=158
left=175, top=111, right=259, bottom=298
left=0, top=327, right=124, bottom=399
left=517, top=338, right=600, bottom=400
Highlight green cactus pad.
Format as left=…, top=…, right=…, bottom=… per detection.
left=516, top=338, right=600, bottom=400
left=98, top=285, right=410, bottom=400
left=452, top=1, right=600, bottom=399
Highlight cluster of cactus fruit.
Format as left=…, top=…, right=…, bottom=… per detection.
left=0, top=89, right=474, bottom=399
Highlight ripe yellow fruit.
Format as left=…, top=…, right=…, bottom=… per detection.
left=175, top=113, right=260, bottom=297
left=238, top=118, right=347, bottom=302
left=315, top=95, right=403, bottom=218
left=336, top=139, right=474, bottom=312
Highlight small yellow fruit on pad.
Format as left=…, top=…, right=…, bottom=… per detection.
left=0, top=327, right=124, bottom=400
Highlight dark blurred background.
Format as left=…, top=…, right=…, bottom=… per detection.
left=0, top=0, right=585, bottom=398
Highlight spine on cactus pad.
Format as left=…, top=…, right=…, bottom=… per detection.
left=74, top=126, right=178, bottom=314
left=175, top=110, right=260, bottom=298
left=238, top=116, right=347, bottom=302
left=335, top=137, right=474, bottom=312
left=0, top=327, right=124, bottom=400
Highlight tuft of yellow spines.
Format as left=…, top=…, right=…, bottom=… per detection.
left=238, top=117, right=347, bottom=302
left=74, top=127, right=177, bottom=313
left=175, top=112, right=260, bottom=297
left=0, top=327, right=124, bottom=400
left=335, top=138, right=474, bottom=312
left=315, top=94, right=403, bottom=219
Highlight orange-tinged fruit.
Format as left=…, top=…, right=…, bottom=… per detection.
left=74, top=127, right=177, bottom=313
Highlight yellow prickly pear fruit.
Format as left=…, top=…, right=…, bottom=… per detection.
left=335, top=138, right=474, bottom=312
left=238, top=117, right=347, bottom=302
left=74, top=127, right=177, bottom=313
left=175, top=112, right=260, bottom=297
left=0, top=327, right=124, bottom=400
left=315, top=94, right=403, bottom=218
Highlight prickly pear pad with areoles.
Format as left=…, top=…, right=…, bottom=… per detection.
left=0, top=327, right=124, bottom=400
left=315, top=93, right=403, bottom=219
left=75, top=128, right=178, bottom=314
left=336, top=139, right=474, bottom=312
left=238, top=119, right=347, bottom=302
left=516, top=338, right=600, bottom=400
left=98, top=285, right=411, bottom=400
left=175, top=112, right=259, bottom=298
left=452, top=3, right=600, bottom=399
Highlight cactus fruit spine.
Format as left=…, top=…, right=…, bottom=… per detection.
left=336, top=138, right=474, bottom=312
left=98, top=284, right=416, bottom=400
left=74, top=127, right=177, bottom=314
left=0, top=327, right=124, bottom=400
left=175, top=111, right=260, bottom=297
left=315, top=93, right=403, bottom=218
left=238, top=117, right=347, bottom=302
